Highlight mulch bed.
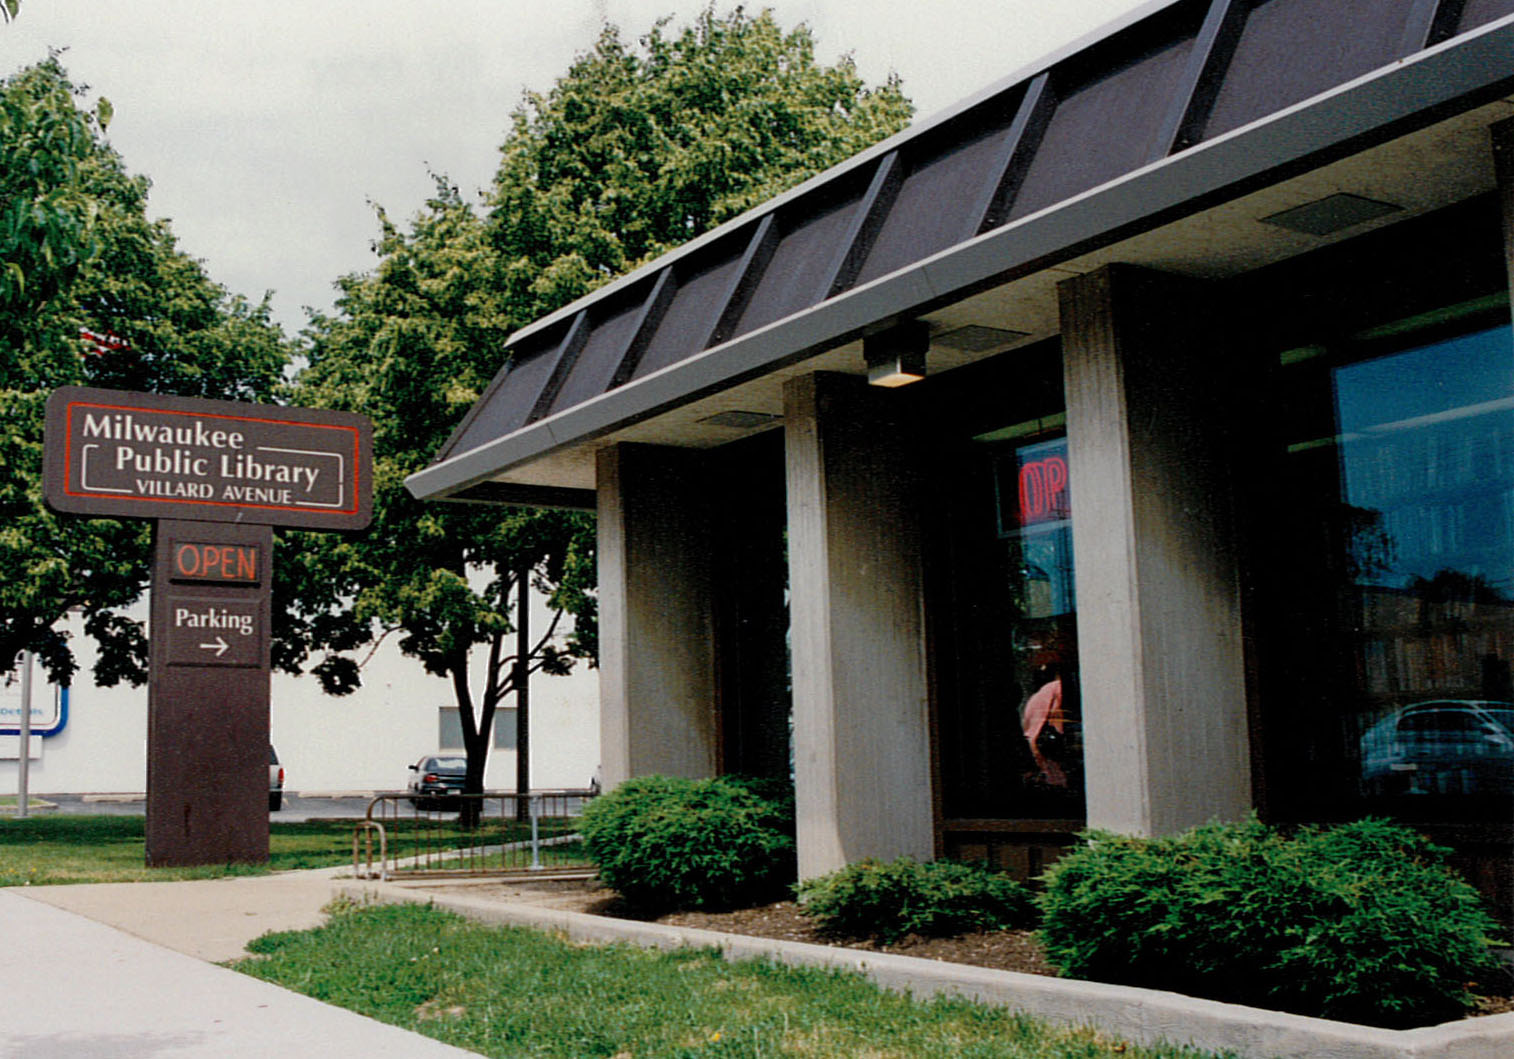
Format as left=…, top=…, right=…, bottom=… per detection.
left=438, top=878, right=1514, bottom=1020
left=624, top=897, right=1059, bottom=977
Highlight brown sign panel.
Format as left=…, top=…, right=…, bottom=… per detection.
left=44, top=386, right=372, bottom=530
left=162, top=594, right=266, bottom=668
left=147, top=520, right=271, bottom=867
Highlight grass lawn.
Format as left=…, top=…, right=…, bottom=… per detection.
left=235, top=901, right=1233, bottom=1059
left=0, top=814, right=508, bottom=885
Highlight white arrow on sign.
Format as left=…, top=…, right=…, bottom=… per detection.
left=199, top=637, right=230, bottom=657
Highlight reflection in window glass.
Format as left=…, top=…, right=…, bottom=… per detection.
left=1287, top=323, right=1514, bottom=810
left=994, top=438, right=1076, bottom=617
left=938, top=432, right=1083, bottom=820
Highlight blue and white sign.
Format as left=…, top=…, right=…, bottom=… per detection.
left=0, top=659, right=69, bottom=737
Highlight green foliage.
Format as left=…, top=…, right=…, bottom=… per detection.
left=278, top=210, right=599, bottom=779
left=237, top=902, right=1224, bottom=1059
left=489, top=7, right=912, bottom=320
left=1037, top=817, right=1506, bottom=1027
left=580, top=774, right=796, bottom=912
left=0, top=57, right=291, bottom=684
left=282, top=177, right=598, bottom=804
left=0, top=56, right=96, bottom=331
left=796, top=856, right=1038, bottom=944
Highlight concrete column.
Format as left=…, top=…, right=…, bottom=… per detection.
left=596, top=443, right=718, bottom=787
left=784, top=372, right=934, bottom=879
left=1059, top=264, right=1251, bottom=836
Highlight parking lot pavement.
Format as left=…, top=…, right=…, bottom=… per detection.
left=274, top=794, right=384, bottom=821
left=23, top=793, right=145, bottom=816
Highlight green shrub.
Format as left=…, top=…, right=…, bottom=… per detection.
left=580, top=773, right=795, bottom=912
left=1037, top=817, right=1506, bottom=1027
left=796, top=856, right=1038, bottom=944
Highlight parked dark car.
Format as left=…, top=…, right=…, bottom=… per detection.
left=407, top=754, right=467, bottom=809
left=1360, top=700, right=1514, bottom=796
left=269, top=745, right=284, bottom=811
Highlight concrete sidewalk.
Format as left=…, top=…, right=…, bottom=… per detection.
left=1, top=874, right=478, bottom=1058
left=18, top=865, right=347, bottom=962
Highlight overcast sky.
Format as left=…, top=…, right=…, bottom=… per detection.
left=3, top=1, right=1150, bottom=336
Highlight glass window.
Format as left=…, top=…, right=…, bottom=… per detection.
left=935, top=426, right=1083, bottom=821
left=437, top=707, right=517, bottom=750
left=1270, top=318, right=1514, bottom=819
left=494, top=709, right=518, bottom=751
left=438, top=706, right=462, bottom=750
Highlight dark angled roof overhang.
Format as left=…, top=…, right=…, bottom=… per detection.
left=408, top=1, right=1514, bottom=507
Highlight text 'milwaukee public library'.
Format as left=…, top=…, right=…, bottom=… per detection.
left=48, top=390, right=364, bottom=524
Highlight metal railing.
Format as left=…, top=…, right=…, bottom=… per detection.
left=352, top=789, right=597, bottom=881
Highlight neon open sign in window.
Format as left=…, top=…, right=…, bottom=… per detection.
left=995, top=437, right=1071, bottom=536
left=1018, top=454, right=1070, bottom=525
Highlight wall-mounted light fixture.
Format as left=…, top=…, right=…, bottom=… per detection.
left=864, top=320, right=929, bottom=387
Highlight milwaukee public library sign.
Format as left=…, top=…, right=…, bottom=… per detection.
left=44, top=387, right=372, bottom=866
left=46, top=387, right=367, bottom=528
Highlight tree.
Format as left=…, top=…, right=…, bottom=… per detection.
left=283, top=7, right=911, bottom=810
left=0, top=57, right=292, bottom=684
left=490, top=7, right=911, bottom=317
left=283, top=183, right=596, bottom=819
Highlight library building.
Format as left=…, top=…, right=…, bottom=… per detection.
left=409, top=0, right=1514, bottom=919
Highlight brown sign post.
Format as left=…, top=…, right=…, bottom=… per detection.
left=44, top=387, right=371, bottom=867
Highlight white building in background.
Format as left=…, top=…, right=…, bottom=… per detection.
left=1, top=595, right=599, bottom=796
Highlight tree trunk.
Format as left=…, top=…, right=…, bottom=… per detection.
left=453, top=652, right=487, bottom=830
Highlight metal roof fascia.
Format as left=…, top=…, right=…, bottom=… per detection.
left=924, top=15, right=1514, bottom=297
left=407, top=16, right=1514, bottom=503
left=501, top=0, right=1189, bottom=351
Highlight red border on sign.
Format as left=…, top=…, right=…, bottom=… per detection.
left=63, top=399, right=364, bottom=518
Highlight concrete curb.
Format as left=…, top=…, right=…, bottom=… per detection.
left=336, top=880, right=1514, bottom=1059
left=0, top=798, right=58, bottom=811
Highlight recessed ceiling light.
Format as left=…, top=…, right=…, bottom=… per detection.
left=1260, top=193, right=1402, bottom=236
left=932, top=324, right=1031, bottom=352
left=698, top=410, right=783, bottom=430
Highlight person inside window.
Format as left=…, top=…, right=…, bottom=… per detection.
left=1021, top=662, right=1067, bottom=787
